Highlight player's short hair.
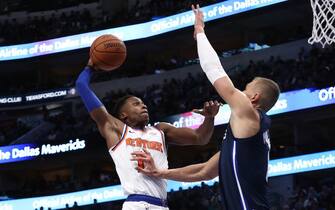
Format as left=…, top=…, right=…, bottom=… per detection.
left=252, top=77, right=280, bottom=112
left=112, top=95, right=135, bottom=118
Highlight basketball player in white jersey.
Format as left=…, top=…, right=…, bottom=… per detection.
left=76, top=59, right=220, bottom=210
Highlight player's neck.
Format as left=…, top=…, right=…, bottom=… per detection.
left=127, top=121, right=146, bottom=130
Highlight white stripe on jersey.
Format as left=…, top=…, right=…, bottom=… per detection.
left=233, top=141, right=247, bottom=210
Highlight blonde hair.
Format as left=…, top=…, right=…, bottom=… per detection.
left=252, top=77, right=280, bottom=112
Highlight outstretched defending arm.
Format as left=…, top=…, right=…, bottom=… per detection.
left=131, top=149, right=220, bottom=182
left=75, top=61, right=124, bottom=149
left=192, top=5, right=255, bottom=117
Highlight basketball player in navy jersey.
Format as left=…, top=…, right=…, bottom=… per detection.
left=76, top=58, right=220, bottom=210
left=131, top=4, right=280, bottom=210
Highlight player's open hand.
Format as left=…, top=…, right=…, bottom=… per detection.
left=193, top=100, right=220, bottom=118
left=192, top=4, right=205, bottom=38
left=131, top=149, right=162, bottom=177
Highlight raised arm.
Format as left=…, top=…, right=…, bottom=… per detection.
left=156, top=100, right=219, bottom=145
left=75, top=60, right=124, bottom=149
left=132, top=149, right=220, bottom=182
left=192, top=5, right=255, bottom=118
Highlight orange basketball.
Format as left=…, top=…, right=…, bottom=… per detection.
left=90, top=34, right=127, bottom=71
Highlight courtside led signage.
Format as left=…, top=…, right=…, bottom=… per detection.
left=0, top=139, right=86, bottom=164
left=1, top=149, right=334, bottom=210
left=165, top=86, right=335, bottom=128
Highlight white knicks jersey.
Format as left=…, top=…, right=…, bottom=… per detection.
left=109, top=125, right=168, bottom=199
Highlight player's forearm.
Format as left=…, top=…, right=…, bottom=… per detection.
left=75, top=66, right=103, bottom=112
left=160, top=163, right=208, bottom=182
left=195, top=117, right=214, bottom=145
left=196, top=33, right=228, bottom=84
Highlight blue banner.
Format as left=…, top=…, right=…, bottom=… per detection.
left=0, top=0, right=287, bottom=61
left=268, top=150, right=335, bottom=177
left=1, top=86, right=334, bottom=164
left=267, top=86, right=335, bottom=115
left=1, top=149, right=334, bottom=210
left=0, top=185, right=125, bottom=210
left=163, top=86, right=335, bottom=128
left=0, top=144, right=36, bottom=164
left=0, top=88, right=76, bottom=108
left=0, top=140, right=86, bottom=164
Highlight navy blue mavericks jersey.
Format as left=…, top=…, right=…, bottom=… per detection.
left=219, top=110, right=271, bottom=210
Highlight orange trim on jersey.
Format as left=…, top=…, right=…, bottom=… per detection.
left=153, top=126, right=167, bottom=154
left=111, top=125, right=128, bottom=151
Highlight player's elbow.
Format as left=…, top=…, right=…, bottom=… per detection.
left=193, top=132, right=211, bottom=145
left=194, top=135, right=209, bottom=146
left=198, top=138, right=210, bottom=146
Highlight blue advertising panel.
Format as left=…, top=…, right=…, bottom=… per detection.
left=1, top=150, right=334, bottom=210
left=267, top=86, right=335, bottom=115
left=0, top=0, right=287, bottom=61
left=0, top=140, right=86, bottom=164
left=163, top=86, right=335, bottom=128
left=0, top=88, right=76, bottom=108
left=0, top=185, right=125, bottom=210
left=268, top=150, right=335, bottom=177
left=0, top=144, right=36, bottom=164
left=1, top=86, right=334, bottom=164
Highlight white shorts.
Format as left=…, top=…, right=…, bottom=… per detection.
left=122, top=201, right=169, bottom=210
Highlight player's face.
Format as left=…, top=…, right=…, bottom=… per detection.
left=122, top=97, right=149, bottom=125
